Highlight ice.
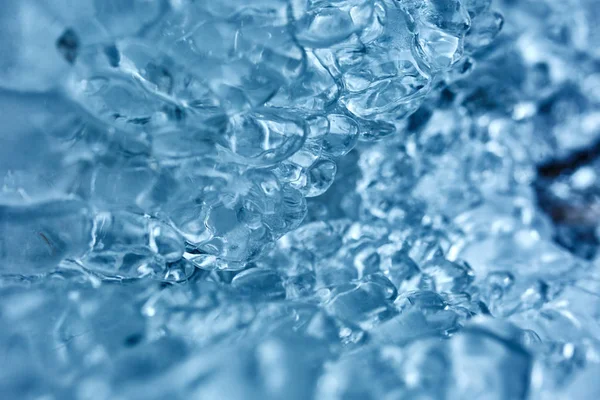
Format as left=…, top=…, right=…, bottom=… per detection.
left=231, top=268, right=286, bottom=301
left=450, top=319, right=533, bottom=399
left=1, top=0, right=600, bottom=398
left=56, top=28, right=80, bottom=65
left=0, top=200, right=92, bottom=274
left=322, top=114, right=360, bottom=157
left=0, top=1, right=70, bottom=92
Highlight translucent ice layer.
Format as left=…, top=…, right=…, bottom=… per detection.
left=1, top=0, right=600, bottom=399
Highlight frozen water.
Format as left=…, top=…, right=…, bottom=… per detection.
left=1, top=0, right=600, bottom=399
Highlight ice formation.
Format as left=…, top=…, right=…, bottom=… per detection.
left=1, top=0, right=600, bottom=399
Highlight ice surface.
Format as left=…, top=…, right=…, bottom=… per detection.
left=1, top=0, right=600, bottom=399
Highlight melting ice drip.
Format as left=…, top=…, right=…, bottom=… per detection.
left=1, top=0, right=600, bottom=399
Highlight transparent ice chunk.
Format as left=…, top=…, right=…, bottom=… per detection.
left=450, top=319, right=532, bottom=399
left=0, top=200, right=91, bottom=274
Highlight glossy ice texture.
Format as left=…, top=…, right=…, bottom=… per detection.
left=1, top=0, right=599, bottom=399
